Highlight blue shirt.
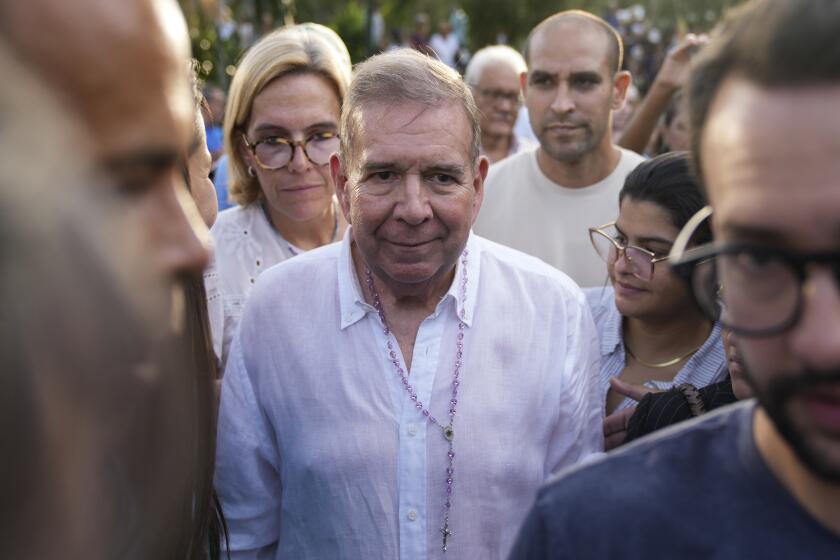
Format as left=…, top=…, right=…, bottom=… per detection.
left=205, top=124, right=224, bottom=154
left=509, top=401, right=840, bottom=559
left=585, top=286, right=728, bottom=411
left=212, top=155, right=233, bottom=212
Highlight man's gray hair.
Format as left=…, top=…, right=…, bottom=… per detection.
left=340, top=48, right=481, bottom=174
left=464, top=45, right=527, bottom=86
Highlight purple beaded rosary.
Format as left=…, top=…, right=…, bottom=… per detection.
left=364, top=249, right=468, bottom=553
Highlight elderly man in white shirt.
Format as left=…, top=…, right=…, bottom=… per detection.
left=215, top=48, right=603, bottom=560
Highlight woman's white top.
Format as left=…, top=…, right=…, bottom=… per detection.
left=207, top=203, right=300, bottom=366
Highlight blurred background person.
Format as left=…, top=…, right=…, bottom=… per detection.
left=212, top=24, right=351, bottom=365
left=611, top=82, right=640, bottom=143
left=188, top=70, right=220, bottom=232
left=464, top=45, right=535, bottom=165
left=618, top=33, right=707, bottom=155
left=202, top=84, right=227, bottom=163
left=650, top=90, right=689, bottom=154
left=430, top=20, right=460, bottom=69
left=586, top=153, right=727, bottom=422
left=409, top=13, right=433, bottom=56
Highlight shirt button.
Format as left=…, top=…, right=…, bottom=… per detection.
left=407, top=423, right=417, bottom=437
left=407, top=509, right=417, bottom=521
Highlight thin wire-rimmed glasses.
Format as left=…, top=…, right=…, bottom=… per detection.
left=670, top=206, right=840, bottom=337
left=589, top=222, right=670, bottom=282
left=241, top=131, right=339, bottom=170
left=474, top=87, right=522, bottom=106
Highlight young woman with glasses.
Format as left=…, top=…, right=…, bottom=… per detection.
left=210, top=24, right=351, bottom=366
left=586, top=152, right=728, bottom=419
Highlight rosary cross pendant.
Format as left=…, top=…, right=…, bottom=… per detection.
left=441, top=522, right=452, bottom=552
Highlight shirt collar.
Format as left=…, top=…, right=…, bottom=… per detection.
left=337, top=227, right=370, bottom=330
left=336, top=227, right=480, bottom=330
left=601, top=294, right=624, bottom=356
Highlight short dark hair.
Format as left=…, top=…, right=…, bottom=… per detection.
left=688, top=0, right=840, bottom=186
left=524, top=10, right=623, bottom=75
left=619, top=151, right=711, bottom=245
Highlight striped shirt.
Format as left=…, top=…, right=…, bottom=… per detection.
left=584, top=286, right=728, bottom=412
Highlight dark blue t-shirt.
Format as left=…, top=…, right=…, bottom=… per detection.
left=509, top=401, right=840, bottom=559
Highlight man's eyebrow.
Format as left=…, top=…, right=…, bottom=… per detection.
left=570, top=71, right=603, bottom=82
left=720, top=222, right=789, bottom=245
left=529, top=69, right=556, bottom=80
left=102, top=149, right=178, bottom=174
left=360, top=161, right=402, bottom=173
left=423, top=164, right=466, bottom=176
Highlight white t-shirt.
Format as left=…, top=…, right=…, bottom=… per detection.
left=474, top=147, right=645, bottom=287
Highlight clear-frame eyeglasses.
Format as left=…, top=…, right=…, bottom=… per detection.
left=589, top=221, right=671, bottom=282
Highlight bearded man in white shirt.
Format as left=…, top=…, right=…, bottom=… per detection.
left=474, top=10, right=645, bottom=288
left=215, top=48, right=603, bottom=560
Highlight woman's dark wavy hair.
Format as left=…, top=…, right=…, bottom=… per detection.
left=619, top=151, right=712, bottom=245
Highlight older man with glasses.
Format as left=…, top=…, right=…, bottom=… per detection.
left=464, top=45, right=535, bottom=165
left=509, top=1, right=840, bottom=557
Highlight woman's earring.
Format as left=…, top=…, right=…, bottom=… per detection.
left=247, top=165, right=256, bottom=177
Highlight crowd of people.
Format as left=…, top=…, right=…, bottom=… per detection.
left=3, top=0, right=840, bottom=558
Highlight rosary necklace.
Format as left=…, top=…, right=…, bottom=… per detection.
left=364, top=250, right=468, bottom=553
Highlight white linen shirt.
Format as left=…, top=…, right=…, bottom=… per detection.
left=585, top=286, right=728, bottom=412
left=215, top=229, right=604, bottom=560
left=209, top=203, right=298, bottom=365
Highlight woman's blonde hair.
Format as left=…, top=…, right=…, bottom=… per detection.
left=224, top=23, right=351, bottom=206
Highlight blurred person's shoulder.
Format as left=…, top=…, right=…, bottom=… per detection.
left=522, top=402, right=755, bottom=554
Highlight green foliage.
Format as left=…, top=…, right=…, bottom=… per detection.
left=330, top=1, right=369, bottom=63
